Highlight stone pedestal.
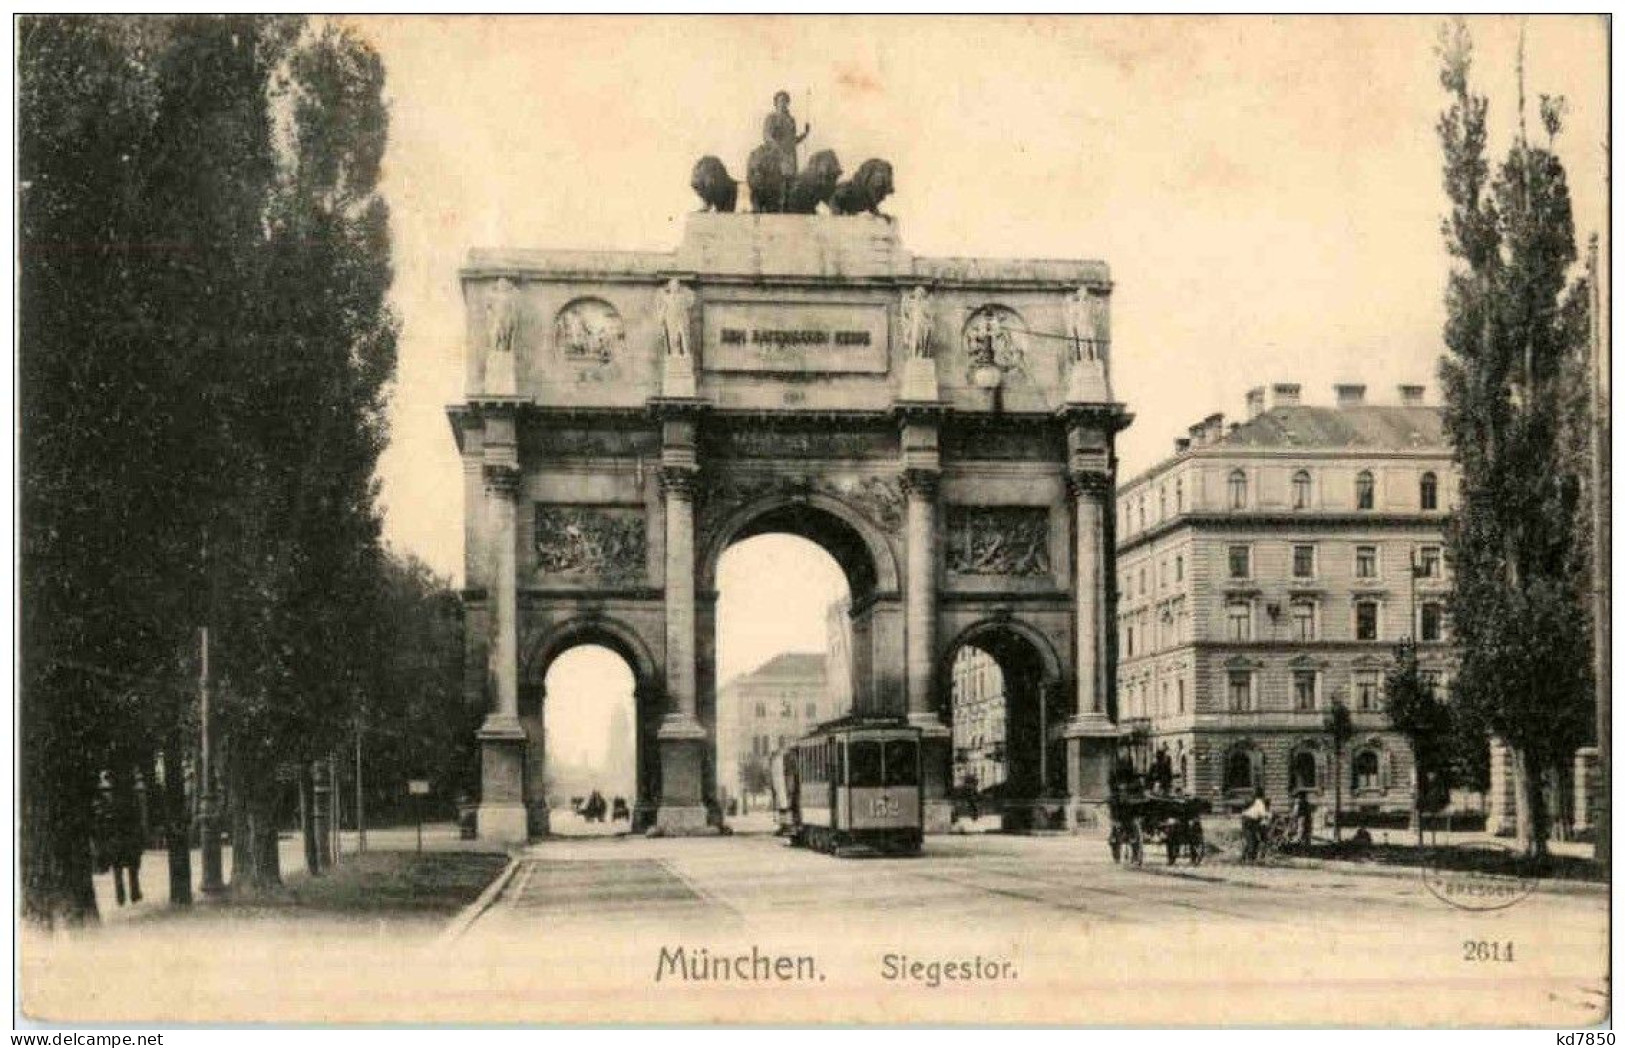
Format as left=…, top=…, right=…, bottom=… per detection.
left=655, top=720, right=714, bottom=834
left=1488, top=736, right=1518, bottom=837
left=1574, top=746, right=1601, bottom=834
left=1062, top=732, right=1117, bottom=834
left=478, top=719, right=530, bottom=844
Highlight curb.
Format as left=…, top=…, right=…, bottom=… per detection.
left=432, top=852, right=522, bottom=948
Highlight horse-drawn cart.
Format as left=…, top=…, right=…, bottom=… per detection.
left=1107, top=793, right=1209, bottom=866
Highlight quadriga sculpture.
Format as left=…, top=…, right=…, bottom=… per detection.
left=829, top=159, right=895, bottom=218
left=784, top=150, right=842, bottom=214
left=690, top=155, right=739, bottom=213
left=746, top=141, right=788, bottom=212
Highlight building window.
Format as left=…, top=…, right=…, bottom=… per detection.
left=1420, top=471, right=1438, bottom=511
left=1292, top=600, right=1317, bottom=641
left=805, top=702, right=818, bottom=718
left=1354, top=671, right=1381, bottom=711
left=1227, top=601, right=1252, bottom=641
left=1227, top=670, right=1253, bottom=711
left=1228, top=469, right=1248, bottom=509
left=1416, top=545, right=1441, bottom=578
left=1139, top=567, right=1147, bottom=596
left=1421, top=669, right=1443, bottom=694
left=1356, top=470, right=1375, bottom=510
left=1125, top=624, right=1135, bottom=658
left=1420, top=602, right=1444, bottom=642
left=1224, top=748, right=1256, bottom=791
left=1292, top=470, right=1312, bottom=510
left=754, top=702, right=766, bottom=717
left=1293, top=670, right=1318, bottom=711
left=1176, top=678, right=1186, bottom=714
left=1293, top=544, right=1315, bottom=578
left=1353, top=749, right=1382, bottom=792
left=1290, top=750, right=1319, bottom=792
left=1159, top=486, right=1167, bottom=521
left=1228, top=545, right=1251, bottom=579
left=1355, top=601, right=1379, bottom=641
left=1138, top=499, right=1146, bottom=529
left=1175, top=555, right=1184, bottom=582
left=1175, top=478, right=1184, bottom=513
left=1355, top=545, right=1378, bottom=579
left=779, top=700, right=792, bottom=717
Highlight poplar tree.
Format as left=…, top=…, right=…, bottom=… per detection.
left=1435, top=20, right=1594, bottom=859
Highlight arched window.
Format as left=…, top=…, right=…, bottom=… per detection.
left=1228, top=469, right=1248, bottom=510
left=1289, top=750, right=1319, bottom=793
left=1224, top=749, right=1256, bottom=792
left=1292, top=470, right=1312, bottom=510
left=1420, top=471, right=1439, bottom=511
left=1356, top=470, right=1375, bottom=510
left=1353, top=749, right=1382, bottom=792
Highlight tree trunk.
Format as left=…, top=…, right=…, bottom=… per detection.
left=1512, top=746, right=1550, bottom=859
left=1332, top=751, right=1343, bottom=843
left=227, top=755, right=283, bottom=893
left=299, top=761, right=320, bottom=876
left=20, top=738, right=99, bottom=928
left=162, top=738, right=192, bottom=907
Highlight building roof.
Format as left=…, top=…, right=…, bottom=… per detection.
left=1218, top=405, right=1446, bottom=451
left=728, top=652, right=827, bottom=687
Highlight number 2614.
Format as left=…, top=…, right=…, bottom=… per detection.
left=1462, top=940, right=1514, bottom=962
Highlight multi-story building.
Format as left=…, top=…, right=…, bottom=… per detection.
left=950, top=646, right=1008, bottom=793
left=717, top=652, right=830, bottom=801
left=1114, top=382, right=1458, bottom=816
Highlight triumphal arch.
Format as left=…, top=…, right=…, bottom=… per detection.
left=450, top=211, right=1130, bottom=842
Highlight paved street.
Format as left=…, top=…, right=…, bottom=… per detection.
left=443, top=830, right=1609, bottom=1026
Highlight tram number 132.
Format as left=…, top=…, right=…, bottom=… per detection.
left=868, top=796, right=901, bottom=818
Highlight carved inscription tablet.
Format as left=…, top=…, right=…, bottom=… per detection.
left=533, top=505, right=645, bottom=583
left=945, top=506, right=1052, bottom=577
left=703, top=300, right=889, bottom=374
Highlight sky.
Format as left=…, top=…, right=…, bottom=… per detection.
left=350, top=16, right=1608, bottom=749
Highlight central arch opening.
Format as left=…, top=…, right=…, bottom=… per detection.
left=703, top=495, right=897, bottom=833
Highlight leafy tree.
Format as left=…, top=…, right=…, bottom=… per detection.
left=1323, top=699, right=1354, bottom=842
left=1385, top=640, right=1454, bottom=846
left=741, top=759, right=772, bottom=798
left=1436, top=20, right=1594, bottom=859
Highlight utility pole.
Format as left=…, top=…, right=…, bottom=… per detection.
left=355, top=721, right=367, bottom=855
left=198, top=626, right=226, bottom=895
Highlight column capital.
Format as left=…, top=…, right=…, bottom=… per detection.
left=660, top=465, right=699, bottom=499
left=484, top=463, right=522, bottom=499
left=900, top=467, right=941, bottom=500
left=1067, top=469, right=1113, bottom=500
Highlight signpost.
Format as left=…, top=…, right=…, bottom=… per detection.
left=408, top=779, right=431, bottom=854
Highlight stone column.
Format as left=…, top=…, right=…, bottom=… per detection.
left=1487, top=736, right=1518, bottom=837
left=655, top=465, right=710, bottom=833
left=902, top=467, right=939, bottom=722
left=477, top=462, right=529, bottom=843
left=1061, top=467, right=1118, bottom=832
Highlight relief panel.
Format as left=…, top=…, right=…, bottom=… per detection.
left=945, top=506, right=1053, bottom=577
left=533, top=504, right=646, bottom=584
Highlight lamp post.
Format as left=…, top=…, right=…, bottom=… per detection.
left=197, top=626, right=225, bottom=895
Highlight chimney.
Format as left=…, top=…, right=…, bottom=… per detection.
left=1399, top=384, right=1426, bottom=406
left=1174, top=437, right=1191, bottom=454
left=1245, top=386, right=1266, bottom=419
left=1271, top=382, right=1302, bottom=408
left=1201, top=412, right=1226, bottom=444
left=1335, top=383, right=1367, bottom=408
left=1187, top=421, right=1208, bottom=447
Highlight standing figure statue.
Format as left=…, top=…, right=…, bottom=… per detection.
left=661, top=279, right=695, bottom=359
left=485, top=277, right=521, bottom=395
left=764, top=90, right=810, bottom=186
left=900, top=286, right=933, bottom=359
left=1065, top=287, right=1107, bottom=362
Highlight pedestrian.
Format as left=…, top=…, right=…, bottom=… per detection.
left=1152, top=746, right=1174, bottom=795
left=1294, top=790, right=1314, bottom=846
left=1240, top=789, right=1270, bottom=863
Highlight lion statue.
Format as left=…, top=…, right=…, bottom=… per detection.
left=785, top=150, right=843, bottom=214
left=829, top=158, right=895, bottom=218
left=690, top=155, right=739, bottom=213
left=746, top=142, right=789, bottom=212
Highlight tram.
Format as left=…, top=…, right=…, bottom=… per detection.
left=773, top=715, right=923, bottom=856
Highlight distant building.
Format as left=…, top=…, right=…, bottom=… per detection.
left=950, top=646, right=1007, bottom=793
left=1115, top=382, right=1458, bottom=817
left=825, top=597, right=853, bottom=714
left=717, top=652, right=829, bottom=801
